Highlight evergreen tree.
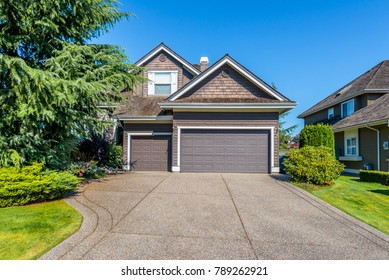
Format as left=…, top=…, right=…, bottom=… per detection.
left=0, top=0, right=143, bottom=167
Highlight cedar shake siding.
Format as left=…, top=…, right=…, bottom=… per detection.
left=172, top=112, right=279, bottom=168
left=132, top=50, right=194, bottom=97
left=179, top=65, right=278, bottom=101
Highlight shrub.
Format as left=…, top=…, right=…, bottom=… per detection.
left=299, top=124, right=335, bottom=156
left=68, top=161, right=104, bottom=179
left=102, top=145, right=123, bottom=168
left=284, top=146, right=344, bottom=185
left=0, top=163, right=79, bottom=207
left=360, top=170, right=389, bottom=186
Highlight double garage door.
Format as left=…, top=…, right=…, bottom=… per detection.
left=130, top=129, right=270, bottom=173
left=181, top=129, right=270, bottom=173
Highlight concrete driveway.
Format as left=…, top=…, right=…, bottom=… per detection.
left=41, top=173, right=389, bottom=260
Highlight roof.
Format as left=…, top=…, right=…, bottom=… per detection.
left=298, top=60, right=389, bottom=118
left=166, top=54, right=294, bottom=103
left=332, top=93, right=389, bottom=131
left=135, top=42, right=201, bottom=75
left=113, top=94, right=166, bottom=118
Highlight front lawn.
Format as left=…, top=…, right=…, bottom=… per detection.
left=0, top=200, right=82, bottom=260
left=295, top=176, right=389, bottom=235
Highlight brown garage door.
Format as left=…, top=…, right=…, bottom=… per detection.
left=181, top=129, right=269, bottom=173
left=131, top=136, right=171, bottom=171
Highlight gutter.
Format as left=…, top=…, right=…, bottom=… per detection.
left=365, top=125, right=380, bottom=171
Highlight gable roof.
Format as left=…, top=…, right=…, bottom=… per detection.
left=298, top=60, right=389, bottom=118
left=165, top=54, right=293, bottom=102
left=135, top=42, right=201, bottom=75
left=332, top=93, right=389, bottom=131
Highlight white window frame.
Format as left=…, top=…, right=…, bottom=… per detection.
left=148, top=70, right=178, bottom=96
left=344, top=129, right=359, bottom=157
left=341, top=99, right=354, bottom=118
left=328, top=107, right=334, bottom=119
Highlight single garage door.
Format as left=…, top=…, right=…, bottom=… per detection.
left=181, top=129, right=269, bottom=173
left=131, top=136, right=171, bottom=171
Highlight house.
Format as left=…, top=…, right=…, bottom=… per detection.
left=114, top=43, right=296, bottom=173
left=298, top=61, right=389, bottom=173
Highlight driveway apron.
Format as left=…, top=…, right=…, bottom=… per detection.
left=40, top=173, right=389, bottom=260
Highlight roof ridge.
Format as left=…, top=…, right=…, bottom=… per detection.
left=365, top=61, right=385, bottom=89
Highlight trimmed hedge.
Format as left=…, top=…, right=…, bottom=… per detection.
left=0, top=163, right=80, bottom=207
left=283, top=146, right=344, bottom=185
left=360, top=170, right=389, bottom=186
left=300, top=124, right=335, bottom=156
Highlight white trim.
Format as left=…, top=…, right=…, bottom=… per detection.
left=339, top=156, right=363, bottom=161
left=177, top=126, right=275, bottom=173
left=136, top=45, right=200, bottom=75
left=119, top=116, right=173, bottom=121
left=343, top=168, right=360, bottom=174
left=328, top=107, right=334, bottom=119
left=272, top=167, right=280, bottom=173
left=126, top=132, right=172, bottom=170
left=148, top=70, right=178, bottom=95
left=344, top=129, right=359, bottom=157
left=341, top=99, right=354, bottom=118
left=159, top=103, right=296, bottom=110
left=170, top=58, right=285, bottom=101
left=172, top=166, right=180, bottom=172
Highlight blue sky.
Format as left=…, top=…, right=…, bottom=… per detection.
left=93, top=0, right=389, bottom=133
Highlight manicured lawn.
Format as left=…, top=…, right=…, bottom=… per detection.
left=0, top=200, right=82, bottom=260
left=295, top=176, right=389, bottom=235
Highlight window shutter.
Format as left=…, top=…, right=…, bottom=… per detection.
left=171, top=72, right=178, bottom=93
left=148, top=72, right=155, bottom=95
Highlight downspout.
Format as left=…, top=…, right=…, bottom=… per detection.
left=365, top=125, right=380, bottom=171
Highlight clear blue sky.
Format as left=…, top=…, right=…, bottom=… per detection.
left=93, top=0, right=389, bottom=133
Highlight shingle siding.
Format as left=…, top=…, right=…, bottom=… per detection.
left=179, top=65, right=277, bottom=101
left=132, top=50, right=194, bottom=97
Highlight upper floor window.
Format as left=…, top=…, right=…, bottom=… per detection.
left=148, top=71, right=178, bottom=95
left=341, top=99, right=354, bottom=118
left=328, top=108, right=334, bottom=119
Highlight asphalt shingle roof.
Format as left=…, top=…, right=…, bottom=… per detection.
left=298, top=60, right=389, bottom=118
left=332, top=93, right=389, bottom=130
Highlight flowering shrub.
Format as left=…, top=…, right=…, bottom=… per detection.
left=68, top=161, right=104, bottom=179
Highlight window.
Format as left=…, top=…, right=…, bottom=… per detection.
left=341, top=99, right=354, bottom=118
left=148, top=71, right=178, bottom=95
left=346, top=137, right=357, bottom=155
left=328, top=108, right=334, bottom=119
left=344, top=129, right=359, bottom=157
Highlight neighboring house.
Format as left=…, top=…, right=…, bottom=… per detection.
left=114, top=43, right=296, bottom=173
left=298, top=61, right=389, bottom=173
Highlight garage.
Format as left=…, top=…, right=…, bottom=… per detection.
left=181, top=129, right=270, bottom=173
left=130, top=136, right=171, bottom=171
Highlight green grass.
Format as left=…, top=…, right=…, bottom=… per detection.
left=0, top=200, right=82, bottom=260
left=294, top=176, right=389, bottom=235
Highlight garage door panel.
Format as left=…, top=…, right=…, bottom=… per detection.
left=181, top=129, right=269, bottom=173
left=131, top=136, right=171, bottom=171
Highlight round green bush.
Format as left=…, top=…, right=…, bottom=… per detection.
left=299, top=124, right=335, bottom=156
left=283, top=146, right=344, bottom=185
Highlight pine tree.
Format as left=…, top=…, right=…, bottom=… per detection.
left=0, top=0, right=143, bottom=167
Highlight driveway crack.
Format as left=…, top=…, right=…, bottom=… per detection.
left=221, top=174, right=259, bottom=260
